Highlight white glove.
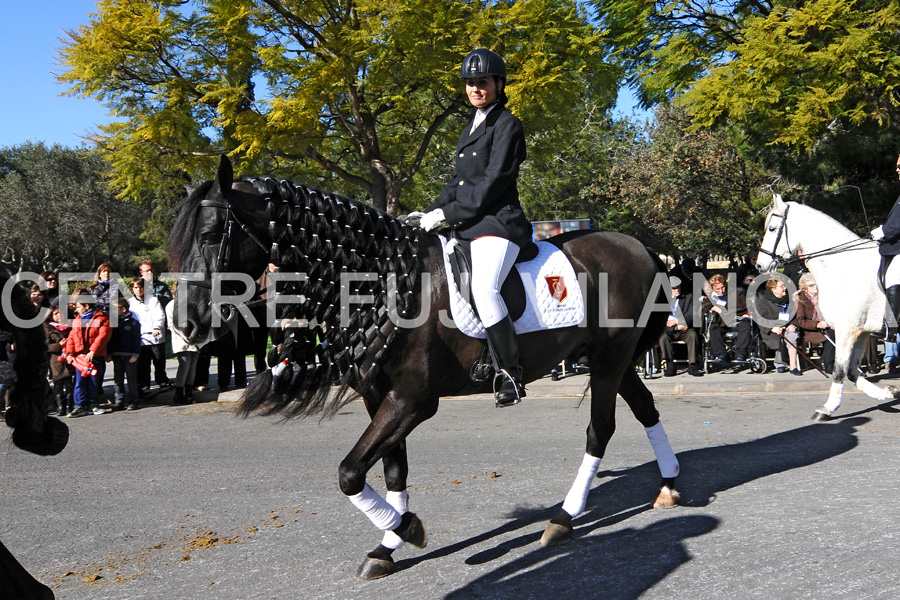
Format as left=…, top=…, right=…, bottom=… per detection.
left=871, top=226, right=885, bottom=241
left=419, top=209, right=446, bottom=232
left=402, top=211, right=425, bottom=226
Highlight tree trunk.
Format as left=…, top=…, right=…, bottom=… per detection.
left=370, top=164, right=388, bottom=213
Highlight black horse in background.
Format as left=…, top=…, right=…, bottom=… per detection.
left=1, top=272, right=70, bottom=599
left=168, top=156, right=680, bottom=579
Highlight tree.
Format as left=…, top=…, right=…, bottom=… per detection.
left=591, top=0, right=900, bottom=152
left=581, top=104, right=765, bottom=257
left=686, top=0, right=900, bottom=151
left=0, top=143, right=151, bottom=273
left=517, top=99, right=645, bottom=224
left=59, top=0, right=614, bottom=213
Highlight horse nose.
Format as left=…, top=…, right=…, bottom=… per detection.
left=180, top=320, right=197, bottom=342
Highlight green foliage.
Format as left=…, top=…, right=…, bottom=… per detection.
left=685, top=0, right=900, bottom=151
left=592, top=0, right=900, bottom=153
left=0, top=143, right=152, bottom=273
left=59, top=0, right=614, bottom=213
left=580, top=105, right=767, bottom=256
left=517, top=100, right=643, bottom=224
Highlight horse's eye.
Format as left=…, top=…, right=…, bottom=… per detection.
left=201, top=232, right=220, bottom=244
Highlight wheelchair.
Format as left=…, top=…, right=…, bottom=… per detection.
left=703, top=311, right=768, bottom=374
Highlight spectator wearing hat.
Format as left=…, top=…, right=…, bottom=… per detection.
left=659, top=275, right=703, bottom=377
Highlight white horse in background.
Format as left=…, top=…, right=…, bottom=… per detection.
left=756, top=194, right=900, bottom=420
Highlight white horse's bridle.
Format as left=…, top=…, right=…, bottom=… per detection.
left=758, top=205, right=791, bottom=272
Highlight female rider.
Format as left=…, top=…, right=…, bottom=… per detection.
left=417, top=48, right=531, bottom=407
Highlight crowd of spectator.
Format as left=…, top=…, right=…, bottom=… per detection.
left=650, top=252, right=892, bottom=378
left=27, top=261, right=267, bottom=419
left=12, top=251, right=900, bottom=419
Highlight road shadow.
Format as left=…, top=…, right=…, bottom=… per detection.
left=394, top=416, right=868, bottom=599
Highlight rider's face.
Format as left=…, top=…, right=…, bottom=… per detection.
left=466, top=77, right=499, bottom=109
left=896, top=155, right=900, bottom=180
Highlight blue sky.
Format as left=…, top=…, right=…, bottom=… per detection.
left=0, top=1, right=110, bottom=148
left=0, top=1, right=645, bottom=149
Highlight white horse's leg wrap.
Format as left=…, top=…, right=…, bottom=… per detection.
left=855, top=375, right=888, bottom=401
left=645, top=422, right=680, bottom=478
left=348, top=484, right=403, bottom=532
left=823, top=382, right=844, bottom=413
left=562, top=454, right=602, bottom=518
left=380, top=490, right=409, bottom=550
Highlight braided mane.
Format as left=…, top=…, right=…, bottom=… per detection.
left=237, top=177, right=425, bottom=419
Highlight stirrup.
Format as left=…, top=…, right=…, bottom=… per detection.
left=494, top=368, right=525, bottom=408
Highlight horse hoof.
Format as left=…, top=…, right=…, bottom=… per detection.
left=356, top=556, right=394, bottom=580
left=653, top=485, right=680, bottom=509
left=396, top=512, right=427, bottom=549
left=810, top=409, right=833, bottom=422
left=540, top=523, right=574, bottom=547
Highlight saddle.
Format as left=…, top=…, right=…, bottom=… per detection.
left=442, top=235, right=585, bottom=395
left=446, top=238, right=539, bottom=323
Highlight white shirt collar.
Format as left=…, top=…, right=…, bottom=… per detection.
left=470, top=102, right=498, bottom=135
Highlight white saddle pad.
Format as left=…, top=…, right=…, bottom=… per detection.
left=439, top=235, right=585, bottom=339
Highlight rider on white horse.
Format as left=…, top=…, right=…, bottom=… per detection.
left=870, top=154, right=900, bottom=329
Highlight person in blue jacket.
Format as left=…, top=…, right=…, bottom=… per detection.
left=417, top=48, right=530, bottom=407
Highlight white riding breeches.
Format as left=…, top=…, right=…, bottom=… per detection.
left=470, top=236, right=520, bottom=328
left=885, top=255, right=900, bottom=287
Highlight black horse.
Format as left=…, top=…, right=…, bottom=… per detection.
left=1, top=272, right=69, bottom=599
left=168, top=156, right=680, bottom=579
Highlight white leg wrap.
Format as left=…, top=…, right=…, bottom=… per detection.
left=645, top=422, right=680, bottom=478
left=823, top=382, right=844, bottom=413
left=380, top=490, right=409, bottom=550
left=856, top=375, right=888, bottom=401
left=348, top=483, right=402, bottom=531
left=561, top=454, right=602, bottom=518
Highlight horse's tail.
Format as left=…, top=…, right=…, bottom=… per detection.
left=0, top=272, right=69, bottom=456
left=632, top=248, right=669, bottom=362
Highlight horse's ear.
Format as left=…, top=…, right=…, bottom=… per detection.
left=211, top=155, right=234, bottom=198
left=772, top=193, right=785, bottom=209
left=184, top=184, right=197, bottom=196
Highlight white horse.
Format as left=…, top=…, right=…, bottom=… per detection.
left=756, top=194, right=900, bottom=420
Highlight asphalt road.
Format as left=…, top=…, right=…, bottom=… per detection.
left=3, top=371, right=900, bottom=599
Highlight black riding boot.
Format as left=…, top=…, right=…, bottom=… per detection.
left=887, top=286, right=900, bottom=337
left=485, top=316, right=526, bottom=407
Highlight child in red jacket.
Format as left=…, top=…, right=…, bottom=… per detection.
left=63, top=288, right=112, bottom=417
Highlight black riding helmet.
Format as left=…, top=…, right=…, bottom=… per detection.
left=460, top=48, right=506, bottom=81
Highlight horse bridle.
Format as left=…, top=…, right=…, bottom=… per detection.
left=177, top=196, right=272, bottom=326
left=758, top=202, right=878, bottom=272
left=758, top=205, right=790, bottom=271
left=200, top=198, right=269, bottom=273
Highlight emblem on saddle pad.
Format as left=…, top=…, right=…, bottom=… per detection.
left=545, top=275, right=568, bottom=303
